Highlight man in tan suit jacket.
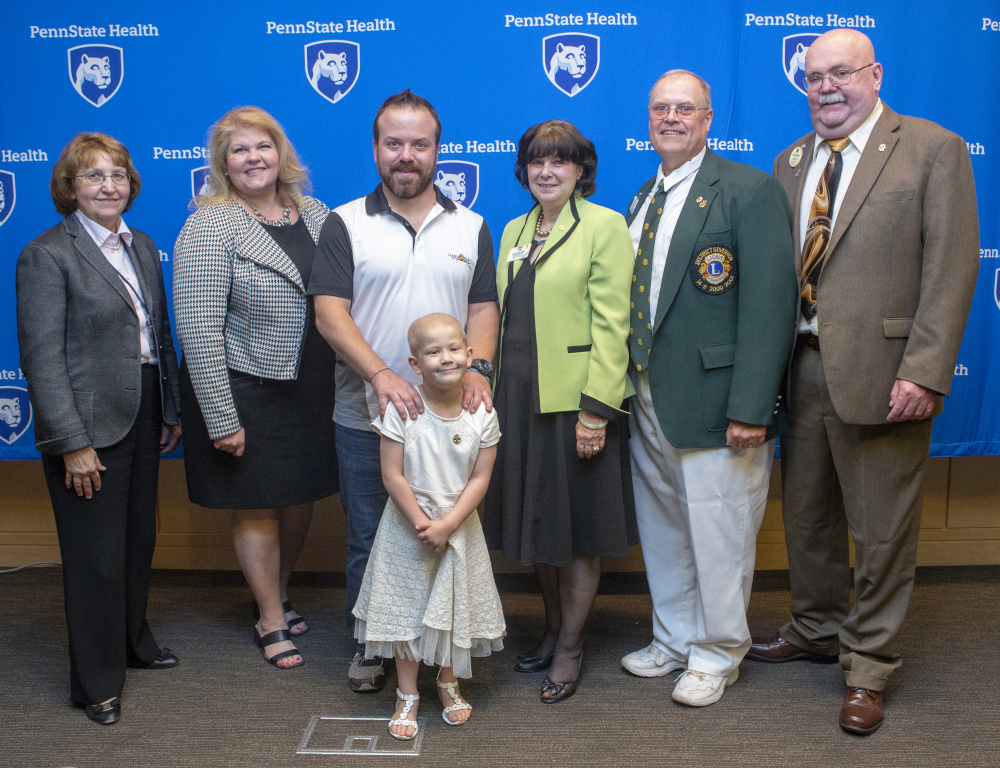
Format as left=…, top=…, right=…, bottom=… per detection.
left=747, top=29, right=979, bottom=735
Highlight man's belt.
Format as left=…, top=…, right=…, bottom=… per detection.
left=797, top=333, right=820, bottom=352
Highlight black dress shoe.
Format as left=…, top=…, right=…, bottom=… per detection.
left=540, top=650, right=584, bottom=704
left=147, top=647, right=179, bottom=669
left=84, top=698, right=120, bottom=725
left=514, top=651, right=554, bottom=673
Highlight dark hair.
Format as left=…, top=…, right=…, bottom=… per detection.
left=51, top=132, right=141, bottom=216
left=372, top=89, right=442, bottom=145
left=513, top=120, right=597, bottom=199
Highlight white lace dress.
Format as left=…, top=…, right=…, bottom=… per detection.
left=353, top=404, right=506, bottom=678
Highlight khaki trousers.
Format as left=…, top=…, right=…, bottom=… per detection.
left=779, top=345, right=933, bottom=692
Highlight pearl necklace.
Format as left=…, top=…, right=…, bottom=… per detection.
left=535, top=217, right=554, bottom=238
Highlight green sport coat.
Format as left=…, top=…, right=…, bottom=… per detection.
left=629, top=148, right=798, bottom=449
left=495, top=194, right=635, bottom=420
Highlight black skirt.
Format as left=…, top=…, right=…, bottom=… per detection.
left=483, top=254, right=637, bottom=566
left=179, top=320, right=339, bottom=509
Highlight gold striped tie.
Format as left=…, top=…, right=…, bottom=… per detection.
left=801, top=137, right=851, bottom=321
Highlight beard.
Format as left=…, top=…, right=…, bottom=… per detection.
left=378, top=157, right=435, bottom=199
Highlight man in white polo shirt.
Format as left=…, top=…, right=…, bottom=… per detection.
left=309, top=89, right=499, bottom=692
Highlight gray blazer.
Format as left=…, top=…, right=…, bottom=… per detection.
left=15, top=214, right=181, bottom=455
left=173, top=196, right=330, bottom=440
left=773, top=103, right=979, bottom=424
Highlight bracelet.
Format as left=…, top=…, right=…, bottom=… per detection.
left=369, top=367, right=390, bottom=383
left=578, top=413, right=608, bottom=430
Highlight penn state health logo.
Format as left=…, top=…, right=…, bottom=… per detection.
left=68, top=44, right=124, bottom=107
left=543, top=33, right=599, bottom=97
left=0, top=387, right=32, bottom=446
left=783, top=34, right=820, bottom=95
left=0, top=170, right=15, bottom=228
left=994, top=268, right=1000, bottom=311
left=191, top=166, right=212, bottom=199
left=435, top=161, right=479, bottom=209
left=304, top=41, right=360, bottom=104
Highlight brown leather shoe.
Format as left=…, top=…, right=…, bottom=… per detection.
left=746, top=635, right=838, bottom=664
left=839, top=688, right=884, bottom=734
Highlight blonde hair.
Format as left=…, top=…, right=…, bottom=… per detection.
left=196, top=106, right=310, bottom=208
left=407, top=314, right=467, bottom=355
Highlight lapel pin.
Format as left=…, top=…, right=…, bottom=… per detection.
left=558, top=225, right=566, bottom=231
left=789, top=146, right=803, bottom=167
left=878, top=143, right=886, bottom=152
left=697, top=196, right=707, bottom=208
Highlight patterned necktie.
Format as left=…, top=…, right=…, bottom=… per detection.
left=801, top=138, right=852, bottom=321
left=629, top=180, right=668, bottom=372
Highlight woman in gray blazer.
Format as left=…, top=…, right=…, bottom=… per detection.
left=173, top=107, right=338, bottom=670
left=15, top=133, right=182, bottom=726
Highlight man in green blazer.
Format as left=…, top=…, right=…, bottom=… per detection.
left=620, top=70, right=798, bottom=707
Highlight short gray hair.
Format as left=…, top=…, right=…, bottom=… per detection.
left=649, top=70, right=712, bottom=109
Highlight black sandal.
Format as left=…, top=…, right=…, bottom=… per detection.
left=252, top=600, right=309, bottom=637
left=253, top=626, right=304, bottom=668
left=541, top=650, right=584, bottom=704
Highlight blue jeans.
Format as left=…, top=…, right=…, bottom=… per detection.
left=336, top=424, right=389, bottom=653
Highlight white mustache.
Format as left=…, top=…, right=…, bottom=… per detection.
left=818, top=92, right=848, bottom=105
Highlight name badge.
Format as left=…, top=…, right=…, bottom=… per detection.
left=507, top=245, right=531, bottom=263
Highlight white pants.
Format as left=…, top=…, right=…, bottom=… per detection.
left=630, top=373, right=774, bottom=677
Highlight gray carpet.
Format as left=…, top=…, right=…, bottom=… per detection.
left=1, top=566, right=998, bottom=767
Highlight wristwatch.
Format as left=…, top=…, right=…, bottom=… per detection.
left=468, top=358, right=494, bottom=379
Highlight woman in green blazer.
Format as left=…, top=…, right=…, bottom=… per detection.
left=484, top=120, right=637, bottom=703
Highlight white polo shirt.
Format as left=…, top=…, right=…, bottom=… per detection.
left=308, top=184, right=496, bottom=431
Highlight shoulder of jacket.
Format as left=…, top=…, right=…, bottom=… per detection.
left=895, top=113, right=963, bottom=146
left=25, top=220, right=73, bottom=250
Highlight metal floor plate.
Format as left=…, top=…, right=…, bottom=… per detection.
left=297, top=716, right=427, bottom=756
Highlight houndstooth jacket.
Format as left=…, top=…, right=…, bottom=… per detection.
left=173, top=196, right=330, bottom=440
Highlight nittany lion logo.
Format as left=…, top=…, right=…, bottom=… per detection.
left=304, top=41, right=360, bottom=104
left=67, top=45, right=124, bottom=107
left=783, top=34, right=820, bottom=95
left=543, top=33, right=599, bottom=97
left=0, top=171, right=15, bottom=228
left=191, top=166, right=212, bottom=200
left=434, top=161, right=480, bottom=209
left=0, top=387, right=32, bottom=446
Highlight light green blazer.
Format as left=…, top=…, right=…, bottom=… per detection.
left=495, top=194, right=635, bottom=420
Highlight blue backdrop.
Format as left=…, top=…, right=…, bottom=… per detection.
left=1, top=1, right=997, bottom=458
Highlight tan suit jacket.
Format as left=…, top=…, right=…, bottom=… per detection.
left=773, top=103, right=979, bottom=425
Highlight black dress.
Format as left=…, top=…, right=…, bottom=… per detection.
left=483, top=245, right=637, bottom=566
left=180, top=217, right=339, bottom=509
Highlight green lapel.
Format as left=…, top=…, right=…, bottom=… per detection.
left=652, top=150, right=721, bottom=334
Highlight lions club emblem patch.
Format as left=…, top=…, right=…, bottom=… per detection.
left=690, top=245, right=736, bottom=295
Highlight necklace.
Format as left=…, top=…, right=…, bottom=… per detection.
left=535, top=217, right=553, bottom=238
left=251, top=205, right=291, bottom=226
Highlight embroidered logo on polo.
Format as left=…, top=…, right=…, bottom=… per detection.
left=0, top=171, right=15, bottom=228
left=191, top=166, right=211, bottom=199
left=434, top=160, right=479, bottom=208
left=68, top=45, right=124, bottom=107
left=543, top=33, right=599, bottom=97
left=0, top=387, right=32, bottom=445
left=783, top=34, right=819, bottom=95
left=449, top=253, right=473, bottom=269
left=305, top=41, right=360, bottom=103
left=690, top=245, right=737, bottom=294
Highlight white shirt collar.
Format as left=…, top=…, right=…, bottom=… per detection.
left=75, top=209, right=133, bottom=249
left=656, top=146, right=707, bottom=190
left=811, top=98, right=883, bottom=158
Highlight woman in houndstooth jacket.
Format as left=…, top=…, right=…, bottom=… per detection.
left=173, top=106, right=338, bottom=669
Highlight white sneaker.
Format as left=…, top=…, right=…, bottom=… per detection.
left=671, top=668, right=739, bottom=707
left=621, top=644, right=685, bottom=677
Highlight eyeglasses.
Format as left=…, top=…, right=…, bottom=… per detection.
left=802, top=63, right=874, bottom=92
left=648, top=103, right=709, bottom=119
left=76, top=171, right=130, bottom=186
